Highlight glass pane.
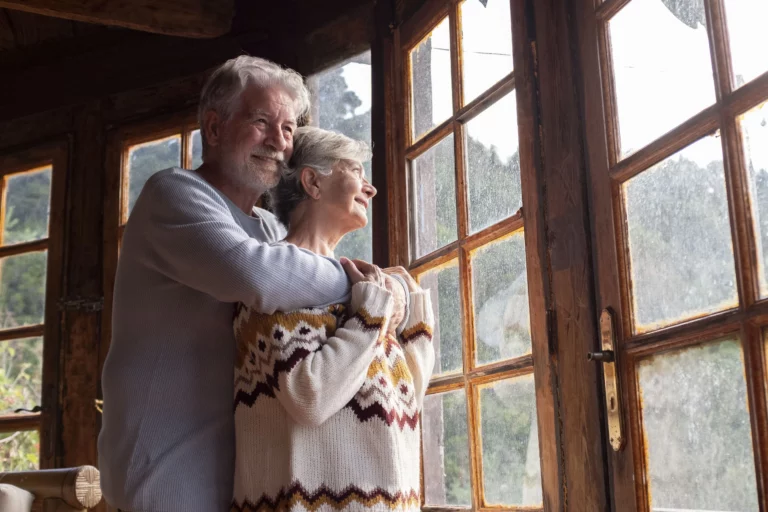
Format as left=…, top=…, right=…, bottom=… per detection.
left=609, top=0, right=715, bottom=158
left=190, top=129, right=203, bottom=169
left=0, top=251, right=47, bottom=329
left=410, top=17, right=453, bottom=141
left=309, top=51, right=373, bottom=262
left=741, top=102, right=768, bottom=297
left=418, top=261, right=462, bottom=374
left=465, top=93, right=521, bottom=233
left=0, top=430, right=39, bottom=470
left=0, top=337, right=43, bottom=416
left=411, top=134, right=457, bottom=259
left=460, top=0, right=513, bottom=105
left=3, top=167, right=52, bottom=246
left=724, top=0, right=768, bottom=88
left=624, top=135, right=736, bottom=332
left=637, top=339, right=758, bottom=511
left=479, top=374, right=541, bottom=506
left=126, top=135, right=181, bottom=217
left=473, top=233, right=530, bottom=364
left=422, top=389, right=471, bottom=506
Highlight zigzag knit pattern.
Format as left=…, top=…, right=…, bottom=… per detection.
left=231, top=484, right=420, bottom=512
left=234, top=306, right=428, bottom=430
left=232, top=283, right=434, bottom=512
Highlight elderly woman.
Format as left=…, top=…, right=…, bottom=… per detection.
left=232, top=126, right=435, bottom=512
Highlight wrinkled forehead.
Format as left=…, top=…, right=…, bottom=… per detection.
left=236, top=82, right=300, bottom=123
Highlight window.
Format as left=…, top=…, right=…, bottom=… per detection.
left=581, top=0, right=768, bottom=509
left=0, top=143, right=65, bottom=471
left=118, top=124, right=201, bottom=238
left=398, top=1, right=543, bottom=509
left=307, top=51, right=374, bottom=261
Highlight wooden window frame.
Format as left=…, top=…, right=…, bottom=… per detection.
left=0, top=140, right=68, bottom=470
left=387, top=0, right=559, bottom=510
left=577, top=0, right=768, bottom=509
left=101, top=110, right=199, bottom=378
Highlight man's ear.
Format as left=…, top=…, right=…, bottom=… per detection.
left=300, top=167, right=322, bottom=200
left=202, top=110, right=223, bottom=150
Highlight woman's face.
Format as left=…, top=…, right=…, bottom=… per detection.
left=316, top=159, right=377, bottom=233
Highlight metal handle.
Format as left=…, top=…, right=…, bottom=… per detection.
left=591, top=309, right=624, bottom=451
left=587, top=349, right=615, bottom=363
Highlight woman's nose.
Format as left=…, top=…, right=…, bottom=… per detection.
left=363, top=180, right=377, bottom=198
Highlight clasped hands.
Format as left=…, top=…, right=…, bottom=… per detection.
left=340, top=257, right=421, bottom=335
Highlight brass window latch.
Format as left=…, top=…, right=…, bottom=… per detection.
left=587, top=308, right=625, bottom=452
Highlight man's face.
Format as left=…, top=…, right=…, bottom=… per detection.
left=217, top=83, right=298, bottom=193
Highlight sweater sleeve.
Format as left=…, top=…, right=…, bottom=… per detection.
left=271, top=282, right=393, bottom=427
left=398, top=290, right=435, bottom=410
left=139, top=170, right=350, bottom=313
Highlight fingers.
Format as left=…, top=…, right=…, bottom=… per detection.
left=382, top=265, right=420, bottom=292
left=351, top=259, right=377, bottom=274
left=340, top=257, right=365, bottom=284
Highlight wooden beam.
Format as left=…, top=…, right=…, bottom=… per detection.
left=0, top=0, right=233, bottom=38
left=0, top=31, right=252, bottom=121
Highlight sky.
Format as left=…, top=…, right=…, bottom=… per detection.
left=340, top=0, right=768, bottom=170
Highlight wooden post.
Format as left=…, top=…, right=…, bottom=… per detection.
left=526, top=0, right=611, bottom=509
left=58, top=101, right=105, bottom=476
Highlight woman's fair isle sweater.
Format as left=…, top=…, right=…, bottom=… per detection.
left=232, top=281, right=435, bottom=512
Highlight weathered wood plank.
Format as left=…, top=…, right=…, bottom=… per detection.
left=0, top=0, right=233, bottom=38
left=58, top=102, right=105, bottom=474
left=512, top=1, right=564, bottom=509
left=532, top=0, right=611, bottom=509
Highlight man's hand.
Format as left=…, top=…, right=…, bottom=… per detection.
left=340, top=257, right=386, bottom=287
left=382, top=266, right=421, bottom=293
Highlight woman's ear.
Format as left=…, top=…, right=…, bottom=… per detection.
left=300, top=167, right=322, bottom=200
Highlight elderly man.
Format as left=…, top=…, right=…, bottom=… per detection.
left=98, top=56, right=410, bottom=512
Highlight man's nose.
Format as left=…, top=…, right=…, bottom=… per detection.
left=264, top=124, right=288, bottom=152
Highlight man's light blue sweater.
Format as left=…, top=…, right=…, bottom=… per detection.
left=98, top=168, right=352, bottom=512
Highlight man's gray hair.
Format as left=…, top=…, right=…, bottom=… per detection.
left=271, top=126, right=372, bottom=227
left=197, top=55, right=311, bottom=159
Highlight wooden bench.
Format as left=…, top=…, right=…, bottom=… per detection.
left=0, top=465, right=101, bottom=511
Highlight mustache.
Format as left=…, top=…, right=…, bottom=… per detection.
left=251, top=146, right=285, bottom=162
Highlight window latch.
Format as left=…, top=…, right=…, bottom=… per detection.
left=587, top=308, right=624, bottom=452
left=57, top=296, right=104, bottom=312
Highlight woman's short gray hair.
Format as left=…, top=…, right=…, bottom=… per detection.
left=197, top=55, right=311, bottom=159
left=271, top=126, right=372, bottom=227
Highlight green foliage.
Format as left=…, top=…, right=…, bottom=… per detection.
left=479, top=377, right=540, bottom=505
left=0, top=429, right=39, bottom=471
left=310, top=59, right=373, bottom=263
left=639, top=339, right=758, bottom=510
left=0, top=169, right=51, bottom=470
left=127, top=138, right=182, bottom=214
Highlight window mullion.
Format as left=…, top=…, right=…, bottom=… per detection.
left=704, top=0, right=735, bottom=102
left=466, top=379, right=484, bottom=510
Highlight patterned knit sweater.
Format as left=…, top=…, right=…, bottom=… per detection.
left=232, top=281, right=435, bottom=512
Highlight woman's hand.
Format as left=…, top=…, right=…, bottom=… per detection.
left=382, top=266, right=421, bottom=293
